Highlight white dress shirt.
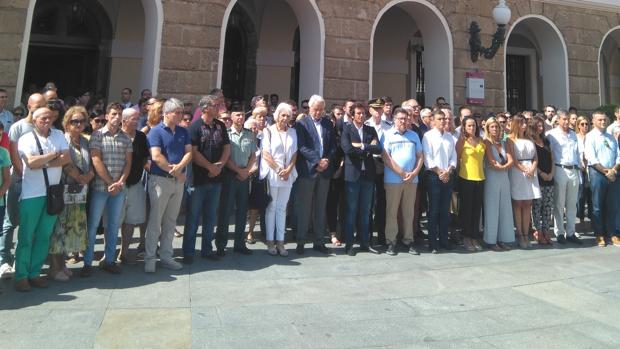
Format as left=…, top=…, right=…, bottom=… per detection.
left=546, top=127, right=580, bottom=167
left=422, top=127, right=457, bottom=171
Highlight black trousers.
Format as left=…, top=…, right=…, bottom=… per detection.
left=458, top=177, right=484, bottom=239
left=369, top=173, right=386, bottom=244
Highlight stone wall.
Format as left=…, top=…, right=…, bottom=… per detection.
left=0, top=0, right=28, bottom=106
left=0, top=0, right=619, bottom=113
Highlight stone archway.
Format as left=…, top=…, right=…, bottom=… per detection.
left=369, top=0, right=453, bottom=106
left=15, top=0, right=163, bottom=105
left=599, top=26, right=620, bottom=106
left=218, top=0, right=325, bottom=103
left=504, top=15, right=569, bottom=113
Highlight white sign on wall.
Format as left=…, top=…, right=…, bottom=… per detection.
left=466, top=71, right=485, bottom=105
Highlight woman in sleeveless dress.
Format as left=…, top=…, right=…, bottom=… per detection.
left=507, top=114, right=541, bottom=248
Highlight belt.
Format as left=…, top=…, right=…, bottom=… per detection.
left=555, top=164, right=578, bottom=170
left=151, top=172, right=175, bottom=179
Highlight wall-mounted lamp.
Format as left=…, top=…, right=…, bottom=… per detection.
left=469, top=0, right=512, bottom=62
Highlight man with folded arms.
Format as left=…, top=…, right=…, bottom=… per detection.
left=382, top=108, right=424, bottom=256
left=584, top=111, right=620, bottom=247
left=547, top=109, right=582, bottom=245
left=145, top=98, right=192, bottom=272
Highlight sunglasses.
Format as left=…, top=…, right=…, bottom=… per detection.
left=70, top=119, right=86, bottom=125
left=579, top=123, right=588, bottom=126
left=14, top=113, right=23, bottom=117
left=93, top=118, right=106, bottom=124
left=182, top=118, right=192, bottom=122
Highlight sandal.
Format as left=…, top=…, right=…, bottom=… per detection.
left=246, top=236, right=256, bottom=244
left=330, top=235, right=342, bottom=246
left=533, top=230, right=546, bottom=244
left=174, top=230, right=183, bottom=237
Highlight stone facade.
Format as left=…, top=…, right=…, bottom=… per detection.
left=1, top=0, right=619, bottom=112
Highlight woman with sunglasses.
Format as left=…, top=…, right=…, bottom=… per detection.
left=530, top=116, right=554, bottom=245
left=576, top=115, right=592, bottom=223
left=48, top=106, right=94, bottom=281
left=87, top=112, right=107, bottom=137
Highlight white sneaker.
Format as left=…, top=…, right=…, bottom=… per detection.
left=160, top=258, right=183, bottom=270
left=144, top=259, right=156, bottom=273
left=0, top=263, right=14, bottom=279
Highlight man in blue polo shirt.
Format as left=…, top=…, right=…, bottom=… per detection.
left=382, top=108, right=424, bottom=256
left=145, top=98, right=192, bottom=273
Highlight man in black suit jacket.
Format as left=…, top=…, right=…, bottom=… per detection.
left=341, top=103, right=382, bottom=256
left=294, top=95, right=337, bottom=254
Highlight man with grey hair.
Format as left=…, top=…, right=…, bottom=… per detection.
left=118, top=108, right=149, bottom=265
left=144, top=98, right=192, bottom=272
left=547, top=109, right=582, bottom=244
left=294, top=94, right=337, bottom=254
left=183, top=94, right=230, bottom=263
left=0, top=93, right=46, bottom=279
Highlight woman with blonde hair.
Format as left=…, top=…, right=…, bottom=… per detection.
left=506, top=114, right=540, bottom=248
left=141, top=99, right=164, bottom=134
left=482, top=117, right=514, bottom=250
left=247, top=106, right=268, bottom=244
left=48, top=106, right=95, bottom=281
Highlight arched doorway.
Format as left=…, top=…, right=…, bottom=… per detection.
left=23, top=0, right=113, bottom=100
left=15, top=0, right=163, bottom=105
left=599, top=26, right=620, bottom=106
left=370, top=0, right=453, bottom=107
left=504, top=16, right=569, bottom=113
left=218, top=0, right=324, bottom=105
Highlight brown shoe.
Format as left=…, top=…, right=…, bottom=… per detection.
left=99, top=261, right=122, bottom=274
left=596, top=236, right=607, bottom=247
left=14, top=279, right=31, bottom=292
left=611, top=236, right=620, bottom=247
left=28, top=277, right=49, bottom=288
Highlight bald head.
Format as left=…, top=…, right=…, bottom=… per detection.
left=27, top=93, right=46, bottom=112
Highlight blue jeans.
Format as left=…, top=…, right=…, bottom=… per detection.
left=183, top=183, right=221, bottom=257
left=589, top=169, right=617, bottom=237
left=216, top=174, right=250, bottom=250
left=427, top=172, right=454, bottom=249
left=0, top=178, right=21, bottom=265
left=344, top=177, right=374, bottom=247
left=85, top=190, right=127, bottom=266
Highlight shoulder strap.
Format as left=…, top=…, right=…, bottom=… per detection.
left=32, top=130, right=50, bottom=189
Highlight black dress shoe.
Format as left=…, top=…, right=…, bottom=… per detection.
left=313, top=244, right=329, bottom=254
left=346, top=246, right=357, bottom=256
left=216, top=249, right=226, bottom=257
left=386, top=244, right=397, bottom=256
left=408, top=245, right=420, bottom=255
left=566, top=234, right=582, bottom=245
left=296, top=244, right=305, bottom=255
left=360, top=246, right=380, bottom=254
left=556, top=235, right=566, bottom=244
left=233, top=247, right=253, bottom=255
left=182, top=255, right=194, bottom=264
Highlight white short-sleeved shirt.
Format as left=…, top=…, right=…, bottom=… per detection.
left=18, top=128, right=69, bottom=200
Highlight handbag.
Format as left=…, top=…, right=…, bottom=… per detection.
left=64, top=183, right=87, bottom=204
left=32, top=130, right=65, bottom=215
left=249, top=177, right=272, bottom=211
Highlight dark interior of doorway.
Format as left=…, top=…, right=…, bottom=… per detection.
left=506, top=55, right=527, bottom=114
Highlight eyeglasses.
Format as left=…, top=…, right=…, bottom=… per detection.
left=411, top=106, right=421, bottom=110
left=14, top=113, right=23, bottom=117
left=0, top=96, right=7, bottom=99
left=93, top=118, right=106, bottom=124
left=182, top=118, right=192, bottom=122
left=70, top=119, right=86, bottom=125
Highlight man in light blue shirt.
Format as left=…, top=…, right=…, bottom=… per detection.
left=546, top=109, right=582, bottom=244
left=584, top=111, right=620, bottom=247
left=0, top=89, right=14, bottom=132
left=382, top=108, right=424, bottom=256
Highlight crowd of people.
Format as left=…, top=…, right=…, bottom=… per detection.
left=0, top=84, right=619, bottom=293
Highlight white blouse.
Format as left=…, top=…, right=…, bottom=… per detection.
left=260, top=125, right=298, bottom=188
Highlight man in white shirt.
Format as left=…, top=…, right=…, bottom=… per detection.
left=547, top=109, right=582, bottom=244
left=606, top=106, right=620, bottom=139
left=366, top=98, right=392, bottom=246
left=422, top=110, right=457, bottom=253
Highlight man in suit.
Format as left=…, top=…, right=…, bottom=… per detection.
left=294, top=94, right=337, bottom=254
left=341, top=103, right=383, bottom=256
